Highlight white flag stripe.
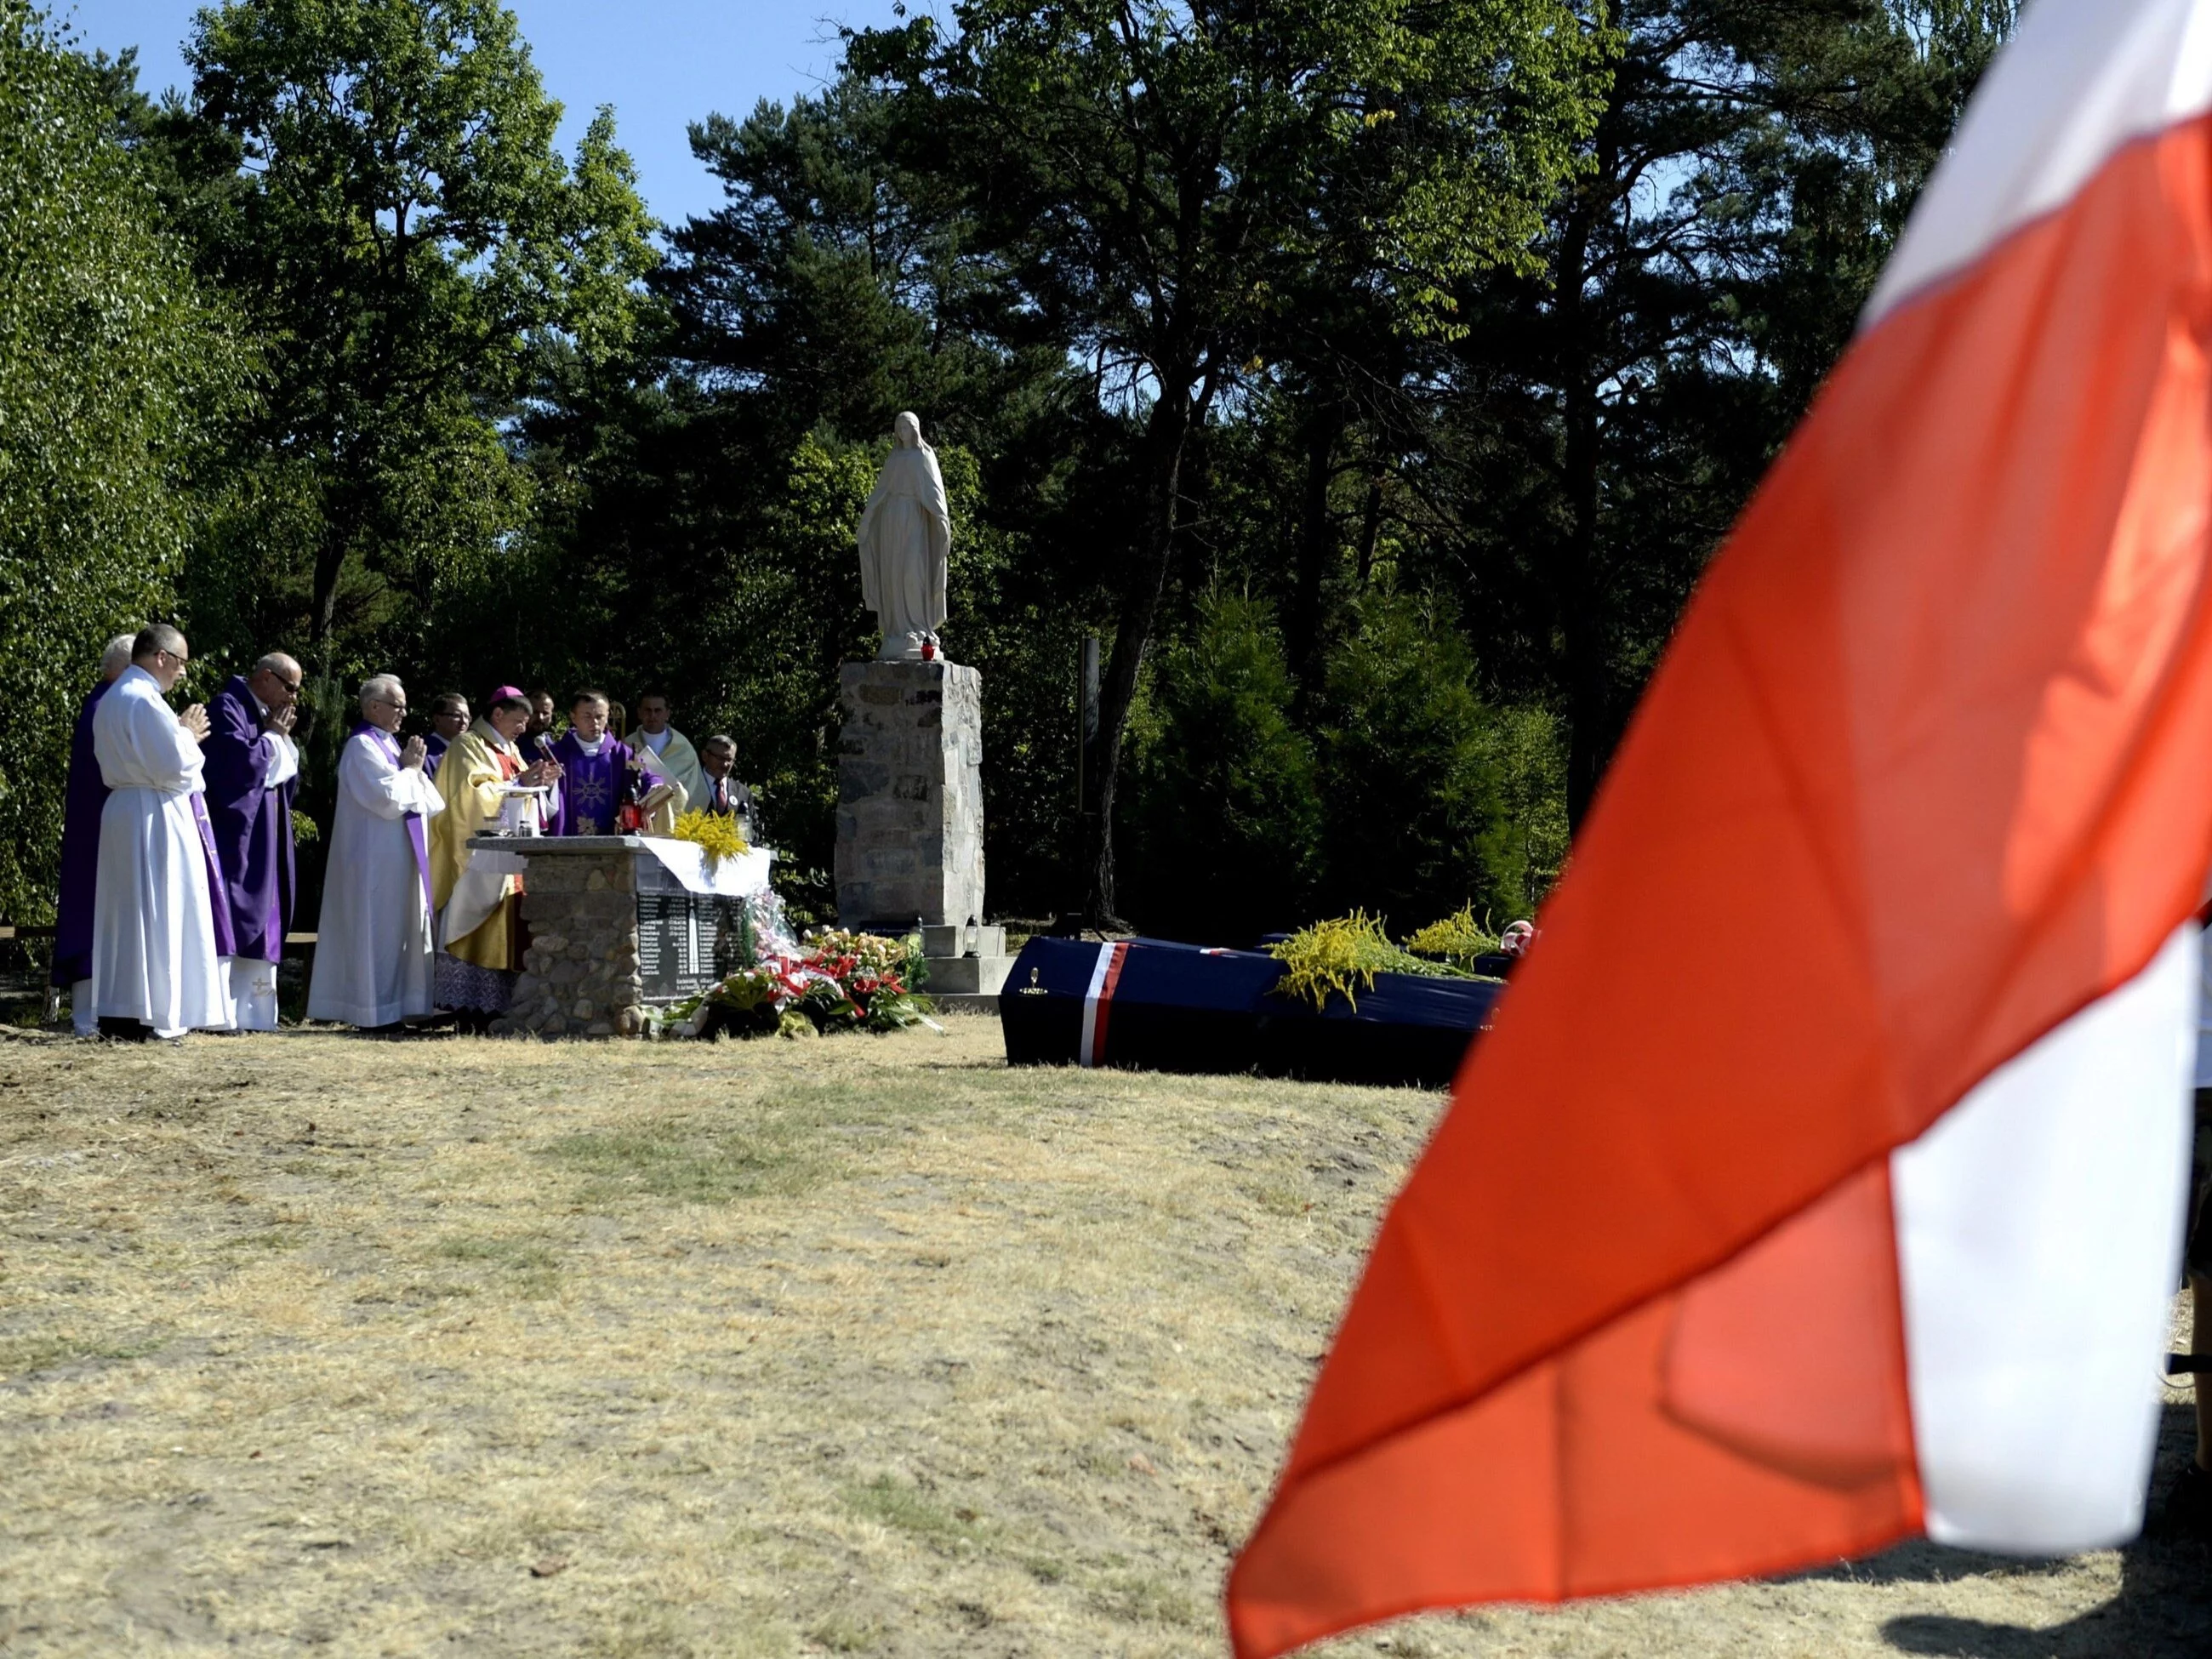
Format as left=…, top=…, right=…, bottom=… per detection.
left=1078, top=942, right=1116, bottom=1067
left=1866, top=0, right=2212, bottom=329
left=1891, top=924, right=2198, bottom=1552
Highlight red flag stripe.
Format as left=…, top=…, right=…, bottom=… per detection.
left=1079, top=942, right=1128, bottom=1067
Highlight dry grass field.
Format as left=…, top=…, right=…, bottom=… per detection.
left=1, top=1018, right=2209, bottom=1658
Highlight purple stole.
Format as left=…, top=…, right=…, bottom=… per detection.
left=190, top=793, right=239, bottom=959
left=356, top=723, right=434, bottom=912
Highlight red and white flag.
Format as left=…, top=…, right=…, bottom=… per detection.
left=1227, top=1, right=2212, bottom=1651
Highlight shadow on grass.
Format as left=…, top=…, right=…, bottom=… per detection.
left=1861, top=1405, right=2212, bottom=1657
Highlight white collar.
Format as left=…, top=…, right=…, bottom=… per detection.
left=572, top=733, right=606, bottom=756
left=640, top=727, right=671, bottom=752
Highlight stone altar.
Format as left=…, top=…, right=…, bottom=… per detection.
left=477, top=835, right=774, bottom=1038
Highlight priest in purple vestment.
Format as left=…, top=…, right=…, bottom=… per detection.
left=202, top=653, right=303, bottom=1030
left=544, top=688, right=679, bottom=835
left=52, top=633, right=140, bottom=1035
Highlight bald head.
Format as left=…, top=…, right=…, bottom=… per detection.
left=248, top=652, right=303, bottom=717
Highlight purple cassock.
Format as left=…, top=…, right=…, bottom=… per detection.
left=191, top=792, right=240, bottom=960
left=424, top=730, right=449, bottom=778
left=51, top=680, right=113, bottom=988
left=202, top=676, right=297, bottom=962
left=544, top=733, right=664, bottom=836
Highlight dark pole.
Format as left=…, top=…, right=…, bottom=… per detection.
left=1067, top=636, right=1101, bottom=931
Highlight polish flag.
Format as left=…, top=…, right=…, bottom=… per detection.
left=1227, top=2, right=2212, bottom=1652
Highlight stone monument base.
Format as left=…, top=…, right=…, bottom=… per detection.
left=835, top=660, right=985, bottom=930
left=918, top=922, right=1014, bottom=1012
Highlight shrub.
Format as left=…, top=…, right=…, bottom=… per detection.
left=1124, top=590, right=1320, bottom=942
left=1316, top=591, right=1564, bottom=926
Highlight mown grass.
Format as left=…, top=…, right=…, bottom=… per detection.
left=0, top=1330, right=165, bottom=1380
left=0, top=1022, right=2204, bottom=1658
left=543, top=1122, right=823, bottom=1205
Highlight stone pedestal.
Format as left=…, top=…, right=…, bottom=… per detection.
left=835, top=661, right=984, bottom=929
left=918, top=922, right=1015, bottom=1010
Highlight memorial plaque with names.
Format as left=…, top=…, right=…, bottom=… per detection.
left=636, top=892, right=755, bottom=1001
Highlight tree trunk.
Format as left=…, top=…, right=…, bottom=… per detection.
left=1559, top=282, right=1607, bottom=828
left=1086, top=378, right=1198, bottom=926
left=1555, top=124, right=1619, bottom=832
left=1356, top=461, right=1385, bottom=585
left=303, top=519, right=351, bottom=749
left=1288, top=401, right=1344, bottom=706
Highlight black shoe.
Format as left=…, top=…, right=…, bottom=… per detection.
left=97, top=1017, right=151, bottom=1043
left=2152, top=1461, right=2212, bottom=1541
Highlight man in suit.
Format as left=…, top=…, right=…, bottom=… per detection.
left=697, top=734, right=759, bottom=841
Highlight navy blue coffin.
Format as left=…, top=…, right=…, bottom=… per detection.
left=999, top=936, right=1502, bottom=1089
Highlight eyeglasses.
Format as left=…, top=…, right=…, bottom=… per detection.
left=275, top=675, right=302, bottom=693
left=157, top=648, right=189, bottom=667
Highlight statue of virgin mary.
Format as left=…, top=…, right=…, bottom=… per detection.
left=856, top=411, right=952, bottom=662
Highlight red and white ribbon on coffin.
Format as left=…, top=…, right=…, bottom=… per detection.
left=1080, top=942, right=1129, bottom=1068
left=1228, top=2, right=2212, bottom=1652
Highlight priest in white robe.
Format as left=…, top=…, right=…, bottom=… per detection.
left=91, top=624, right=232, bottom=1040
left=632, top=693, right=705, bottom=812
left=306, top=674, right=446, bottom=1029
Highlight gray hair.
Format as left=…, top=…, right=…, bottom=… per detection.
left=358, top=674, right=404, bottom=712
left=253, top=652, right=301, bottom=681
left=100, top=632, right=137, bottom=679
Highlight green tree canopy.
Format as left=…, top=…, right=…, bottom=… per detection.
left=183, top=0, right=658, bottom=692
left=0, top=3, right=242, bottom=926
left=851, top=0, right=1612, bottom=922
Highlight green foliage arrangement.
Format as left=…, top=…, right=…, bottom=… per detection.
left=1403, top=904, right=1499, bottom=966
left=1267, top=912, right=1468, bottom=1013
left=670, top=808, right=749, bottom=867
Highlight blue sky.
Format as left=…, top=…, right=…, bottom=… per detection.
left=61, top=0, right=914, bottom=229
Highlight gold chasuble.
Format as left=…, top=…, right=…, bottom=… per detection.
left=430, top=721, right=523, bottom=970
